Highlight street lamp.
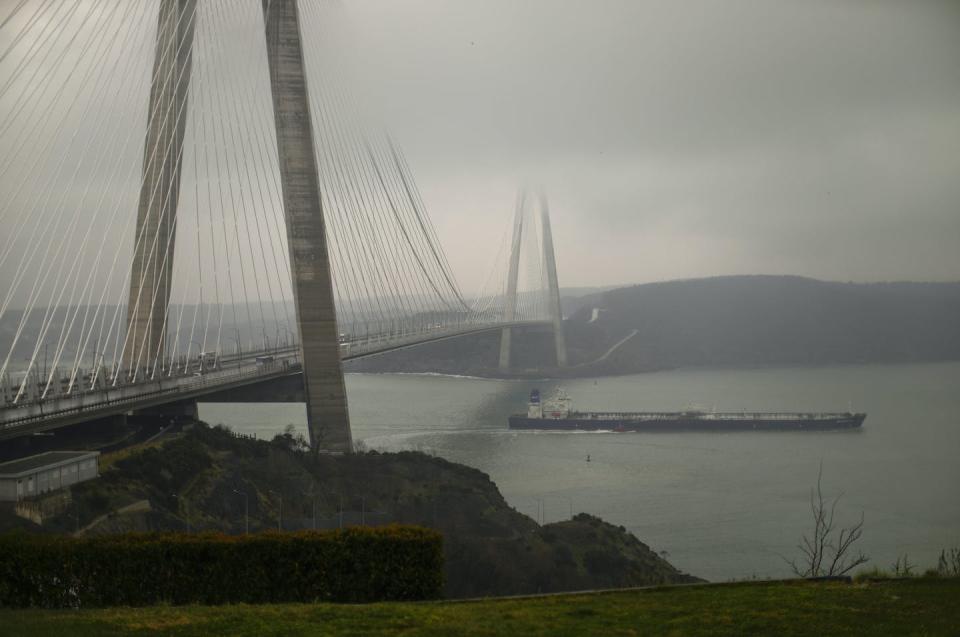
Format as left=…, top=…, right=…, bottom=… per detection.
left=42, top=341, right=50, bottom=382
left=190, top=341, right=203, bottom=373
left=232, top=489, right=249, bottom=534
left=228, top=327, right=243, bottom=359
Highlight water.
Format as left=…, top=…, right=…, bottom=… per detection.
left=199, top=361, right=960, bottom=581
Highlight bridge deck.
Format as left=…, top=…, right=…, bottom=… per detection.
left=0, top=321, right=547, bottom=441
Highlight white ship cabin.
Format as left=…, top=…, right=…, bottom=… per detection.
left=0, top=451, right=100, bottom=502
left=528, top=388, right=572, bottom=419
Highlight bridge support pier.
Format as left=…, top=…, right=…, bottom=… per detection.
left=124, top=0, right=196, bottom=371
left=262, top=0, right=352, bottom=453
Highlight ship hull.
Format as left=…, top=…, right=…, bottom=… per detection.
left=508, top=413, right=865, bottom=432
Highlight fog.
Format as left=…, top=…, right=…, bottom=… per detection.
left=342, top=0, right=960, bottom=289
left=1, top=0, right=958, bottom=304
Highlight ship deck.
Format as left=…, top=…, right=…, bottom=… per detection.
left=564, top=411, right=863, bottom=422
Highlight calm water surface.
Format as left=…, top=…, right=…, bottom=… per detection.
left=200, top=361, right=960, bottom=581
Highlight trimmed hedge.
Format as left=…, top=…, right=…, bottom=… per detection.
left=0, top=526, right=443, bottom=608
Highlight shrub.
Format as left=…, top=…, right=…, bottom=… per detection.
left=0, top=526, right=442, bottom=608
left=115, top=438, right=211, bottom=493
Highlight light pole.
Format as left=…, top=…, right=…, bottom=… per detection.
left=190, top=341, right=203, bottom=372
left=233, top=489, right=248, bottom=534
left=228, top=327, right=242, bottom=359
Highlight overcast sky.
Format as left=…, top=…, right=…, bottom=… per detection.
left=340, top=0, right=960, bottom=289
left=1, top=0, right=958, bottom=307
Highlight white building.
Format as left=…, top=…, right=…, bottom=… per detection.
left=0, top=451, right=100, bottom=502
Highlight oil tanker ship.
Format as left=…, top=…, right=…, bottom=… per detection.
left=508, top=389, right=866, bottom=432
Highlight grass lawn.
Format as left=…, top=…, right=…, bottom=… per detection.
left=2, top=579, right=958, bottom=636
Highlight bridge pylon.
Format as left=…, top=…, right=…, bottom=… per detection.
left=498, top=190, right=567, bottom=371
left=262, top=0, right=352, bottom=453
left=498, top=190, right=526, bottom=372
left=539, top=193, right=567, bottom=367
left=124, top=0, right=197, bottom=372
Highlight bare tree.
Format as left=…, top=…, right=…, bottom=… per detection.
left=937, top=547, right=960, bottom=577
left=787, top=463, right=869, bottom=578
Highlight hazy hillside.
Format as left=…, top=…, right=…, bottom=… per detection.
left=8, top=277, right=956, bottom=379
left=349, top=276, right=960, bottom=377
left=566, top=276, right=960, bottom=374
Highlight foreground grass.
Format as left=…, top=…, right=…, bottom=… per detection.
left=2, top=579, right=958, bottom=636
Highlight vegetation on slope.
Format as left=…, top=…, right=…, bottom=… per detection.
left=0, top=424, right=696, bottom=598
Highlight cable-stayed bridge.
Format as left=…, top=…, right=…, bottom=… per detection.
left=0, top=1, right=566, bottom=452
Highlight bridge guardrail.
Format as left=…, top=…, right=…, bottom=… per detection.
left=1, top=320, right=547, bottom=433
left=0, top=359, right=299, bottom=430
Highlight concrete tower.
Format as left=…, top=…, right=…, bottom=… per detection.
left=539, top=193, right=567, bottom=367
left=262, top=0, right=352, bottom=452
left=498, top=190, right=567, bottom=371
left=125, top=0, right=196, bottom=371
left=498, top=190, right=526, bottom=372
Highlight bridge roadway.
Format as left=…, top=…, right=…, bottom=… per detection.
left=0, top=321, right=548, bottom=441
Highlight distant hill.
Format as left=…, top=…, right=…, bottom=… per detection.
left=559, top=285, right=622, bottom=317
left=347, top=276, right=960, bottom=377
